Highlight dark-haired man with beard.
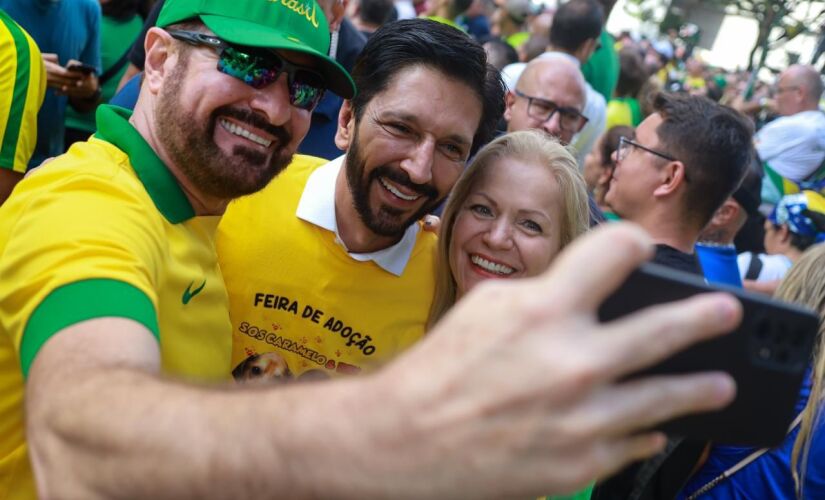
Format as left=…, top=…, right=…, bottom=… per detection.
left=218, top=18, right=506, bottom=381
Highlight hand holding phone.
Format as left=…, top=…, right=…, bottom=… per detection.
left=66, top=61, right=97, bottom=75
left=598, top=263, right=818, bottom=447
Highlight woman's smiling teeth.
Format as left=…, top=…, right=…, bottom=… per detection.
left=471, top=254, right=514, bottom=275
left=379, top=177, right=421, bottom=201
left=219, top=119, right=272, bottom=148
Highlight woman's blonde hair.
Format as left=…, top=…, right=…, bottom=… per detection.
left=427, top=130, right=590, bottom=328
left=775, top=244, right=825, bottom=498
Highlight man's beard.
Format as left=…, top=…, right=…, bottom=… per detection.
left=344, top=129, right=443, bottom=238
left=154, top=63, right=293, bottom=200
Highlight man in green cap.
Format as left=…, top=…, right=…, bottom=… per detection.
left=0, top=0, right=353, bottom=494
left=0, top=0, right=746, bottom=498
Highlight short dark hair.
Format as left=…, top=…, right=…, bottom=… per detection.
left=653, top=92, right=754, bottom=227
left=615, top=48, right=647, bottom=97
left=481, top=37, right=519, bottom=70
left=359, top=0, right=395, bottom=26
left=548, top=0, right=603, bottom=52
left=351, top=19, right=506, bottom=155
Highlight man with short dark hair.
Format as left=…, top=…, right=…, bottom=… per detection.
left=596, top=93, right=753, bottom=500
left=605, top=92, right=754, bottom=275
left=218, top=19, right=505, bottom=381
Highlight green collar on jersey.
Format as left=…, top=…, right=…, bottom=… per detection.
left=94, top=104, right=195, bottom=224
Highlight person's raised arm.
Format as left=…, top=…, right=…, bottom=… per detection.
left=27, top=223, right=741, bottom=499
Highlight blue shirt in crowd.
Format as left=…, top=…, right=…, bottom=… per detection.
left=0, top=0, right=101, bottom=168
left=695, top=243, right=743, bottom=288
left=679, top=370, right=825, bottom=499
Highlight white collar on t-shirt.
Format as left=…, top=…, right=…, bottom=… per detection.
left=294, top=155, right=420, bottom=277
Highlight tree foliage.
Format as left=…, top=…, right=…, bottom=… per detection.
left=712, top=0, right=823, bottom=69
left=623, top=0, right=824, bottom=70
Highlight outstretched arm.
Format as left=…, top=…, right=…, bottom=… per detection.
left=27, top=223, right=740, bottom=499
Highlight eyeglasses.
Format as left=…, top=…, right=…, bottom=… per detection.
left=774, top=85, right=799, bottom=95
left=166, top=30, right=326, bottom=111
left=514, top=89, right=588, bottom=133
left=616, top=136, right=676, bottom=163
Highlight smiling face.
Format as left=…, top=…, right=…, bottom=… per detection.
left=339, top=65, right=482, bottom=238
left=449, top=156, right=564, bottom=296
left=155, top=39, right=314, bottom=200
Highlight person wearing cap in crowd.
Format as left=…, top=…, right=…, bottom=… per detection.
left=0, top=0, right=751, bottom=497
left=0, top=0, right=354, bottom=493
left=111, top=0, right=367, bottom=162
left=695, top=161, right=763, bottom=287
left=501, top=0, right=606, bottom=166
left=0, top=9, right=45, bottom=205
left=218, top=19, right=504, bottom=382
left=738, top=190, right=825, bottom=293
left=756, top=64, right=825, bottom=208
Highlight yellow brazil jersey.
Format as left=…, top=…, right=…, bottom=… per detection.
left=217, top=158, right=437, bottom=382
left=0, top=9, right=45, bottom=173
left=0, top=105, right=231, bottom=498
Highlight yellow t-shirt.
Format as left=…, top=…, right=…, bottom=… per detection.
left=0, top=10, right=46, bottom=173
left=217, top=157, right=437, bottom=382
left=0, top=105, right=231, bottom=498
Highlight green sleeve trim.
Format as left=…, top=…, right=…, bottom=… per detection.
left=20, top=279, right=159, bottom=378
left=0, top=11, right=32, bottom=170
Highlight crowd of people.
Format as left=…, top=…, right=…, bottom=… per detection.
left=0, top=0, right=824, bottom=498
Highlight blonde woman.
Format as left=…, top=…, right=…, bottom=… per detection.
left=680, top=244, right=825, bottom=499
left=428, top=129, right=590, bottom=327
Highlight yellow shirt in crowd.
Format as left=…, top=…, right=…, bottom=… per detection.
left=218, top=156, right=437, bottom=382
left=0, top=105, right=232, bottom=498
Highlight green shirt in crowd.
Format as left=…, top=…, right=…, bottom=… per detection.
left=581, top=29, right=619, bottom=102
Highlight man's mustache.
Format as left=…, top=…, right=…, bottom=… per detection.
left=370, top=165, right=438, bottom=199
left=213, top=106, right=291, bottom=146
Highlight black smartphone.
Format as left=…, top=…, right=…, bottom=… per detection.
left=598, top=262, right=818, bottom=447
left=66, top=62, right=97, bottom=75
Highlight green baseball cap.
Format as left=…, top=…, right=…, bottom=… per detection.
left=157, top=0, right=356, bottom=98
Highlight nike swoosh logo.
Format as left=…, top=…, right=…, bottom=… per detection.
left=182, top=280, right=207, bottom=305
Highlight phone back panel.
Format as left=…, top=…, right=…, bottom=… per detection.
left=598, top=263, right=818, bottom=447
